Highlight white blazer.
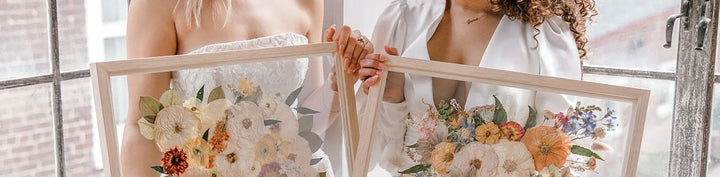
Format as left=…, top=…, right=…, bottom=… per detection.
left=354, top=0, right=583, bottom=175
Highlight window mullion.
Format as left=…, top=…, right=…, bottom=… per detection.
left=45, top=0, right=66, bottom=176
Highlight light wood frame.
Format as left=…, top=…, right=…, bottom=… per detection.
left=90, top=42, right=360, bottom=176
left=352, top=56, right=651, bottom=177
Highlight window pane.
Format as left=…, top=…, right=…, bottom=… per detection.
left=583, top=74, right=675, bottom=177
left=585, top=0, right=678, bottom=72
left=708, top=85, right=720, bottom=175
left=0, top=0, right=50, bottom=81
left=0, top=83, right=54, bottom=176
left=101, top=0, right=127, bottom=23
left=57, top=0, right=90, bottom=72
left=60, top=78, right=103, bottom=176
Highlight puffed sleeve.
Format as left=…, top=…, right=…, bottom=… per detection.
left=533, top=16, right=582, bottom=116
left=354, top=0, right=415, bottom=174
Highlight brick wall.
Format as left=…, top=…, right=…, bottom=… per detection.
left=0, top=0, right=101, bottom=176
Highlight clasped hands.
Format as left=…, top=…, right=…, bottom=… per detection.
left=325, top=25, right=404, bottom=103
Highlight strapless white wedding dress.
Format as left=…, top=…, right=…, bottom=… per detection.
left=169, top=32, right=335, bottom=177
left=171, top=32, right=309, bottom=101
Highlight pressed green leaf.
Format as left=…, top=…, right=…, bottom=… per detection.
left=296, top=107, right=319, bottom=114
left=196, top=85, right=205, bottom=101
left=159, top=90, right=183, bottom=107
left=264, top=119, right=282, bottom=126
left=285, top=87, right=303, bottom=106
left=525, top=106, right=537, bottom=129
left=571, top=145, right=605, bottom=161
left=299, top=131, right=323, bottom=153
left=406, top=143, right=418, bottom=148
left=143, top=115, right=156, bottom=124
left=310, top=158, right=323, bottom=165
left=202, top=129, right=210, bottom=142
left=298, top=115, right=313, bottom=132
left=138, top=118, right=155, bottom=140
left=398, top=164, right=430, bottom=174
left=139, top=96, right=163, bottom=118
left=151, top=166, right=164, bottom=173
left=492, top=95, right=507, bottom=125
left=207, top=86, right=226, bottom=103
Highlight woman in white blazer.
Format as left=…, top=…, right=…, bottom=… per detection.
left=351, top=0, right=597, bottom=175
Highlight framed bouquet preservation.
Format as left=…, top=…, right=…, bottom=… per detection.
left=353, top=56, right=650, bottom=177
left=90, top=42, right=360, bottom=176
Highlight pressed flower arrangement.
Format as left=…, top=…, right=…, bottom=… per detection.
left=400, top=96, right=619, bottom=177
left=138, top=78, right=324, bottom=177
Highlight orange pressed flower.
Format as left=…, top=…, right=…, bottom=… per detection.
left=521, top=125, right=571, bottom=171
left=475, top=122, right=502, bottom=144
left=499, top=121, right=525, bottom=141
left=161, top=148, right=189, bottom=175
left=431, top=142, right=456, bottom=175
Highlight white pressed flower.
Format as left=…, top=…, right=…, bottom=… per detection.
left=137, top=117, right=155, bottom=140
left=257, top=94, right=279, bottom=117
left=226, top=101, right=267, bottom=146
left=449, top=142, right=499, bottom=177
left=183, top=97, right=204, bottom=113
left=457, top=127, right=473, bottom=142
left=279, top=159, right=305, bottom=177
left=179, top=168, right=207, bottom=177
left=278, top=136, right=312, bottom=165
left=214, top=144, right=255, bottom=176
left=591, top=141, right=614, bottom=152
left=267, top=103, right=299, bottom=140
left=199, top=99, right=230, bottom=134
left=154, top=105, right=200, bottom=151
left=469, top=104, right=496, bottom=123
left=254, top=134, right=280, bottom=165
left=492, top=140, right=535, bottom=177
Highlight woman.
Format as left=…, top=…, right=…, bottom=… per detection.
left=124, top=0, right=369, bottom=176
left=353, top=0, right=595, bottom=175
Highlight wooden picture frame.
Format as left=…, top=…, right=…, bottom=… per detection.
left=352, top=56, right=650, bottom=177
left=90, top=42, right=360, bottom=176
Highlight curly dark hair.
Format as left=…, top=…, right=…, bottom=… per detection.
left=490, top=0, right=597, bottom=59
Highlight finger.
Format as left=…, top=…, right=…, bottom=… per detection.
left=363, top=36, right=374, bottom=54
left=337, top=26, right=352, bottom=56
left=343, top=38, right=358, bottom=73
left=324, top=24, right=336, bottom=42
left=359, top=58, right=386, bottom=70
left=384, top=45, right=399, bottom=56
left=353, top=49, right=369, bottom=73
left=351, top=40, right=365, bottom=72
left=357, top=68, right=380, bottom=79
left=361, top=75, right=379, bottom=94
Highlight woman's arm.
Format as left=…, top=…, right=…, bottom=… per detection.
left=123, top=0, right=177, bottom=176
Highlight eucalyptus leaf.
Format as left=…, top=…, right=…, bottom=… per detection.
left=285, top=87, right=303, bottom=106
left=492, top=95, right=507, bottom=125
left=310, top=158, right=323, bottom=165
left=207, top=86, right=226, bottom=103
left=196, top=85, right=205, bottom=101
left=525, top=106, right=537, bottom=129
left=138, top=118, right=155, bottom=140
left=264, top=119, right=282, bottom=126
left=398, top=164, right=430, bottom=174
left=151, top=166, right=164, bottom=173
left=159, top=90, right=183, bottom=107
left=202, top=129, right=210, bottom=142
left=298, top=115, right=313, bottom=132
left=299, top=131, right=323, bottom=153
left=571, top=145, right=605, bottom=161
left=139, top=96, right=163, bottom=118
left=407, top=143, right=418, bottom=148
left=296, top=107, right=319, bottom=114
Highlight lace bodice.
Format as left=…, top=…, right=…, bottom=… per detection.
left=171, top=32, right=309, bottom=101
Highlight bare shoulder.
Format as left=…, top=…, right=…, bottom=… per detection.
left=128, top=0, right=177, bottom=17
left=296, top=0, right=322, bottom=13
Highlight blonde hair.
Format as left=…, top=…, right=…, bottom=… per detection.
left=176, top=0, right=233, bottom=28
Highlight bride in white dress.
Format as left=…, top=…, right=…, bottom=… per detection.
left=124, top=0, right=369, bottom=176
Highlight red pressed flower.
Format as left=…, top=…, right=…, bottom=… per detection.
left=206, top=154, right=216, bottom=169
left=555, top=112, right=568, bottom=125
left=161, top=148, right=189, bottom=175
left=209, top=121, right=230, bottom=153
left=499, top=121, right=525, bottom=141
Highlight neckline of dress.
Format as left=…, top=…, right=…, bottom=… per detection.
left=187, top=32, right=308, bottom=54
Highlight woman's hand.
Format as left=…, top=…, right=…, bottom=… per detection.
left=359, top=46, right=405, bottom=103
left=325, top=25, right=373, bottom=92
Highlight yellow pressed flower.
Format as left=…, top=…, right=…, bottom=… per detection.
left=182, top=138, right=211, bottom=168
left=475, top=122, right=502, bottom=144
left=431, top=142, right=456, bottom=175
left=238, top=77, right=257, bottom=97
